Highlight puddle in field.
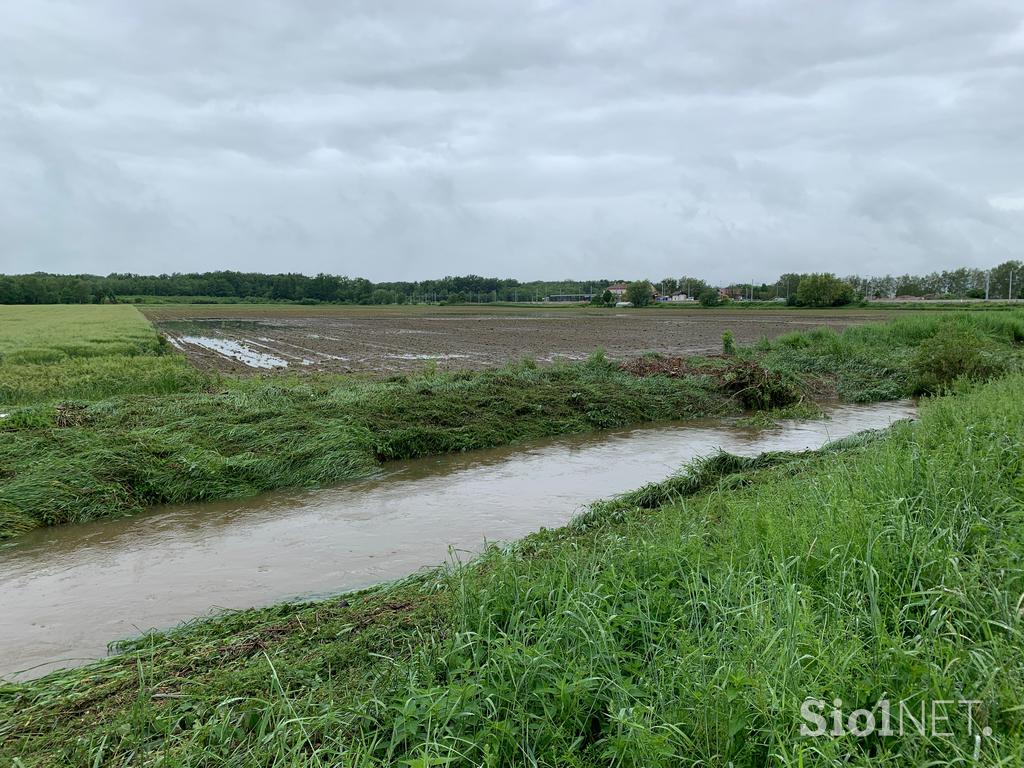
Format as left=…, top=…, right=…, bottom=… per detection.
left=0, top=400, right=917, bottom=681
left=386, top=353, right=470, bottom=361
left=161, top=320, right=354, bottom=368
left=173, top=335, right=289, bottom=369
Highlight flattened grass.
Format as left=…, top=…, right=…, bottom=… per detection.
left=0, top=358, right=726, bottom=536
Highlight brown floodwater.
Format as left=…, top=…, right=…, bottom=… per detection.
left=0, top=401, right=917, bottom=681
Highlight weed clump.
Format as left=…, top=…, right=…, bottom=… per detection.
left=911, top=329, right=1009, bottom=394
left=620, top=356, right=802, bottom=410
left=722, top=330, right=736, bottom=355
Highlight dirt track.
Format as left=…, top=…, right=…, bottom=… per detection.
left=143, top=305, right=893, bottom=376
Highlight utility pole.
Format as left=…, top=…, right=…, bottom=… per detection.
left=1010, top=270, right=1015, bottom=301
left=985, top=272, right=990, bottom=301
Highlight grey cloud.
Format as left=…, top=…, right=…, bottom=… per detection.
left=2, top=0, right=1024, bottom=281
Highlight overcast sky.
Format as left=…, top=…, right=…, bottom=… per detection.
left=2, top=1, right=1023, bottom=282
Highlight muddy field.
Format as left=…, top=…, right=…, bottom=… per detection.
left=143, top=305, right=894, bottom=376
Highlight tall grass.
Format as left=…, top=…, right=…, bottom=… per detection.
left=3, top=375, right=1022, bottom=765
left=0, top=305, right=204, bottom=405
left=761, top=310, right=1024, bottom=401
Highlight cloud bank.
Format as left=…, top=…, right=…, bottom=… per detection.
left=2, top=0, right=1023, bottom=281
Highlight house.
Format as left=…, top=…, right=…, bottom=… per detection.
left=606, top=282, right=629, bottom=298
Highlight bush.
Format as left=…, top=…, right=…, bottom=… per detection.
left=624, top=281, right=653, bottom=307
left=698, top=288, right=721, bottom=307
left=794, top=273, right=855, bottom=307
left=722, top=330, right=736, bottom=355
left=911, top=330, right=1007, bottom=393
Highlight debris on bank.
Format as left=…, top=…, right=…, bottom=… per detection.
left=617, top=356, right=699, bottom=378
left=619, top=355, right=802, bottom=410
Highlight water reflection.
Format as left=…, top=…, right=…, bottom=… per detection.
left=0, top=400, right=916, bottom=680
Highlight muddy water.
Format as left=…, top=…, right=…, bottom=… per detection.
left=0, top=401, right=916, bottom=681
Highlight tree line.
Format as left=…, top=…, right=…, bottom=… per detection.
left=717, top=262, right=1023, bottom=303
left=0, top=272, right=613, bottom=306
left=0, top=262, right=1021, bottom=306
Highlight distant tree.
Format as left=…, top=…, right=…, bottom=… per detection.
left=794, top=273, right=855, bottom=307
left=895, top=277, right=926, bottom=297
left=698, top=288, right=722, bottom=307
left=678, top=275, right=712, bottom=298
left=983, top=260, right=1023, bottom=299
left=659, top=277, right=679, bottom=296
left=777, top=272, right=805, bottom=301
left=624, top=281, right=653, bottom=307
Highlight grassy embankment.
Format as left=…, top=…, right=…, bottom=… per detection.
left=2, top=306, right=1023, bottom=539
left=3, top=369, right=1023, bottom=764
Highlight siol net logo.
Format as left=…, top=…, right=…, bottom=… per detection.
left=800, top=697, right=991, bottom=739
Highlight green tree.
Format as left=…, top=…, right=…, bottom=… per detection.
left=794, top=273, right=855, bottom=307
left=624, top=281, right=653, bottom=307
left=678, top=276, right=711, bottom=298
left=698, top=288, right=721, bottom=307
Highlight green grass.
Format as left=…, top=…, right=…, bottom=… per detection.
left=756, top=310, right=1024, bottom=401
left=3, top=375, right=1022, bottom=765
left=2, top=309, right=1023, bottom=539
left=0, top=305, right=204, bottom=405
left=0, top=358, right=727, bottom=537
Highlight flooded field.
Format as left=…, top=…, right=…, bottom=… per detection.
left=0, top=400, right=915, bottom=681
left=144, top=306, right=890, bottom=374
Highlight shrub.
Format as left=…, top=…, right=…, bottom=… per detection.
left=722, top=330, right=736, bottom=355
left=698, top=288, right=721, bottom=307
left=624, top=281, right=654, bottom=307
left=911, top=330, right=1007, bottom=393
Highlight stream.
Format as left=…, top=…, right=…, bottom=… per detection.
left=0, top=400, right=916, bottom=681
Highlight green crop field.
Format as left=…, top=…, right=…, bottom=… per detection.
left=0, top=305, right=204, bottom=406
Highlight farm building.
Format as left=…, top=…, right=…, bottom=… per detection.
left=606, top=282, right=629, bottom=298
left=543, top=294, right=594, bottom=303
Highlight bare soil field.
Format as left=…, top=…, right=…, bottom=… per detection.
left=142, top=305, right=897, bottom=375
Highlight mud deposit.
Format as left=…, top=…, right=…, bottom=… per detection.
left=145, top=306, right=889, bottom=375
